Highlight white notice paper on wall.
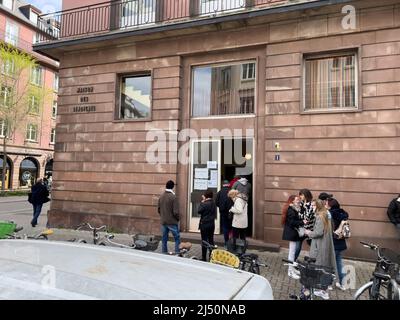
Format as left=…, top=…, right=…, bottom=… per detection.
left=194, top=179, right=208, bottom=190
left=207, top=161, right=217, bottom=169
left=195, top=168, right=209, bottom=179
left=207, top=170, right=218, bottom=188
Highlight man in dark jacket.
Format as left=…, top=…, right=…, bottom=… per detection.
left=387, top=195, right=400, bottom=229
left=215, top=180, right=234, bottom=247
left=30, top=179, right=50, bottom=227
left=158, top=180, right=180, bottom=254
left=198, top=190, right=216, bottom=261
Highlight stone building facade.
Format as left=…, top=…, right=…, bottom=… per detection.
left=35, top=0, right=400, bottom=258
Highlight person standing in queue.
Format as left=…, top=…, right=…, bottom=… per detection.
left=198, top=190, right=217, bottom=261
left=216, top=180, right=234, bottom=248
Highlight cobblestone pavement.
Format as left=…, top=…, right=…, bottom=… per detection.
left=47, top=229, right=375, bottom=300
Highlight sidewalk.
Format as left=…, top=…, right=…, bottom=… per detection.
left=0, top=196, right=28, bottom=203
left=41, top=227, right=374, bottom=300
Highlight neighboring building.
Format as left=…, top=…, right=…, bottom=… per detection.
left=0, top=0, right=58, bottom=189
left=34, top=0, right=400, bottom=259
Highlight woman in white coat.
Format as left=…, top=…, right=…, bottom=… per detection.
left=228, top=189, right=248, bottom=240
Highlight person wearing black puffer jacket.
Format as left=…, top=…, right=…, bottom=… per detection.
left=326, top=198, right=349, bottom=290
left=282, top=195, right=304, bottom=279
left=198, top=190, right=217, bottom=261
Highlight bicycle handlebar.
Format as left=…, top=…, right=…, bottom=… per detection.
left=76, top=223, right=107, bottom=231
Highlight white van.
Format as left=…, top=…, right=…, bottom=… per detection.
left=0, top=240, right=273, bottom=300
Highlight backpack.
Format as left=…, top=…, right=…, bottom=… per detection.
left=334, top=220, right=351, bottom=239
left=387, top=197, right=400, bottom=225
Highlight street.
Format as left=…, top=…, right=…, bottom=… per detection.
left=0, top=196, right=375, bottom=300
left=0, top=196, right=50, bottom=232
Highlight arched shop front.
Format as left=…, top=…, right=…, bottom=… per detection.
left=19, top=157, right=39, bottom=188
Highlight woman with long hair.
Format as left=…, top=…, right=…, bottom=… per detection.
left=294, top=188, right=315, bottom=261
left=304, top=199, right=338, bottom=300
left=281, top=195, right=304, bottom=279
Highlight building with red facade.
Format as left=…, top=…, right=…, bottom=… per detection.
left=35, top=0, right=400, bottom=259
left=0, top=0, right=58, bottom=189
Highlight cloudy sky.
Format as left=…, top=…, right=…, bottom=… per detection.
left=28, top=0, right=61, bottom=13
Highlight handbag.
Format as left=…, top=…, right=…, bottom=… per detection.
left=296, top=227, right=306, bottom=238
left=334, top=220, right=351, bottom=239
left=27, top=192, right=33, bottom=204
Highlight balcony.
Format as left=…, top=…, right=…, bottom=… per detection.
left=36, top=0, right=299, bottom=43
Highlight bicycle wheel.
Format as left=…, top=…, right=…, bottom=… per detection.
left=387, top=279, right=400, bottom=300
left=355, top=279, right=389, bottom=300
left=354, top=281, right=373, bottom=300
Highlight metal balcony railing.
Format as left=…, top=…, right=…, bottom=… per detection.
left=36, top=0, right=289, bottom=43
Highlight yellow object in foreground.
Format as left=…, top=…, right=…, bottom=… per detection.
left=210, top=249, right=240, bottom=268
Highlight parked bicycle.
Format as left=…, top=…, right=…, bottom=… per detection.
left=69, top=222, right=108, bottom=244
left=283, top=256, right=336, bottom=300
left=354, top=241, right=400, bottom=300
left=202, top=240, right=267, bottom=275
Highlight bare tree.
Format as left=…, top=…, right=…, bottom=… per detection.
left=0, top=44, right=48, bottom=192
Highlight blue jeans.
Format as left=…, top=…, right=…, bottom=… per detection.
left=294, top=238, right=304, bottom=262
left=335, top=249, right=345, bottom=284
left=161, top=224, right=180, bottom=253
left=31, top=203, right=43, bottom=225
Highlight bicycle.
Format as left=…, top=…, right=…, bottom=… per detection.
left=202, top=240, right=267, bottom=274
left=283, top=256, right=336, bottom=300
left=6, top=226, right=53, bottom=240
left=69, top=222, right=108, bottom=244
left=354, top=241, right=400, bottom=300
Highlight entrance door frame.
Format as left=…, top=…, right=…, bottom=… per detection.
left=188, top=139, right=221, bottom=233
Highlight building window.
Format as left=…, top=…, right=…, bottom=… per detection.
left=26, top=123, right=38, bottom=142
left=5, top=21, right=18, bottom=46
left=121, top=0, right=155, bottom=27
left=0, top=120, right=8, bottom=137
left=30, top=66, right=43, bottom=86
left=29, top=95, right=39, bottom=114
left=32, top=32, right=40, bottom=44
left=50, top=128, right=55, bottom=144
left=200, top=0, right=246, bottom=15
left=2, top=0, right=13, bottom=10
left=19, top=158, right=37, bottom=187
left=0, top=86, right=12, bottom=107
left=304, top=53, right=358, bottom=111
left=53, top=73, right=59, bottom=92
left=1, top=59, right=15, bottom=76
left=192, top=61, right=256, bottom=117
left=241, top=63, right=255, bottom=81
left=30, top=10, right=38, bottom=24
left=52, top=101, right=57, bottom=118
left=119, top=74, right=151, bottom=120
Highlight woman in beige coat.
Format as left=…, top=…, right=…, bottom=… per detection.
left=228, top=189, right=248, bottom=240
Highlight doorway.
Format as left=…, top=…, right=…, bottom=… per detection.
left=188, top=138, right=254, bottom=236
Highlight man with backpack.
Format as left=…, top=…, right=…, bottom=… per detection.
left=387, top=194, right=400, bottom=229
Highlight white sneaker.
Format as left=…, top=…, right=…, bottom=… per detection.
left=314, top=290, right=330, bottom=300
left=336, top=282, right=347, bottom=291
left=328, top=286, right=333, bottom=291
left=288, top=270, right=300, bottom=280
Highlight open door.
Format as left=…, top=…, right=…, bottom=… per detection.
left=189, top=139, right=221, bottom=233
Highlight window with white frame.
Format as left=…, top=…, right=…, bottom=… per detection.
left=32, top=32, right=39, bottom=44
left=2, top=0, right=14, bottom=10
left=200, top=0, right=245, bottom=15
left=29, top=10, right=38, bottom=24
left=5, top=21, right=18, bottom=46
left=192, top=61, right=256, bottom=117
left=1, top=59, right=15, bottom=76
left=0, top=120, right=8, bottom=138
left=26, top=123, right=38, bottom=141
left=30, top=66, right=43, bottom=86
left=304, top=52, right=358, bottom=111
left=241, top=63, right=255, bottom=81
left=53, top=73, right=59, bottom=92
left=50, top=128, right=55, bottom=144
left=0, top=86, right=12, bottom=107
left=52, top=101, right=57, bottom=118
left=29, top=95, right=39, bottom=114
